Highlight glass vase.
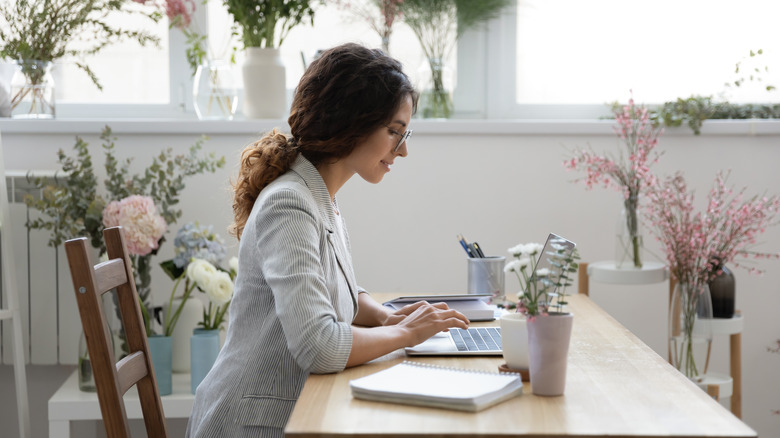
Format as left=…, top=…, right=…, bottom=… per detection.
left=10, top=60, right=55, bottom=119
left=193, top=60, right=238, bottom=120
left=615, top=195, right=643, bottom=269
left=77, top=331, right=97, bottom=392
left=668, top=281, right=713, bottom=381
left=417, top=57, right=453, bottom=119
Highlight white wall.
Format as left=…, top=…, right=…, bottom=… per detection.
left=1, top=119, right=779, bottom=437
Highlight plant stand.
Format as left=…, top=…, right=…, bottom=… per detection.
left=578, top=261, right=742, bottom=418
left=577, top=260, right=669, bottom=296
left=695, top=313, right=743, bottom=418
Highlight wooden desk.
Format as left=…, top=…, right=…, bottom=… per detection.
left=286, top=294, right=756, bottom=438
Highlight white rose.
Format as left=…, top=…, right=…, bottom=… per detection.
left=229, top=256, right=239, bottom=275
left=187, top=258, right=218, bottom=291
left=206, top=270, right=234, bottom=305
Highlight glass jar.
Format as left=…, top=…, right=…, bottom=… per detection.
left=10, top=60, right=55, bottom=119
left=615, top=194, right=643, bottom=268
left=668, top=281, right=713, bottom=381
left=416, top=57, right=454, bottom=119
left=78, top=331, right=97, bottom=392
left=193, top=60, right=238, bottom=120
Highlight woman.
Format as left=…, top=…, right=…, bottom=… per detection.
left=186, top=43, right=469, bottom=437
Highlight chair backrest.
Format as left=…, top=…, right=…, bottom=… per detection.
left=65, top=226, right=168, bottom=438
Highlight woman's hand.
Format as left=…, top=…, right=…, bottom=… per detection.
left=391, top=301, right=470, bottom=346
left=346, top=299, right=469, bottom=368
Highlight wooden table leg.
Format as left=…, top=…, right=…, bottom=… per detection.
left=730, top=331, right=742, bottom=418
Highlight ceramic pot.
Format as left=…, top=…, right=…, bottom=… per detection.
left=500, top=313, right=529, bottom=371
left=190, top=329, right=220, bottom=394
left=242, top=48, right=286, bottom=119
left=708, top=264, right=735, bottom=319
left=148, top=335, right=173, bottom=395
left=527, top=312, right=573, bottom=396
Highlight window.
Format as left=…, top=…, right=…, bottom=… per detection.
left=484, top=0, right=780, bottom=118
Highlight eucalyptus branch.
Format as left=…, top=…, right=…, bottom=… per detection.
left=0, top=0, right=161, bottom=90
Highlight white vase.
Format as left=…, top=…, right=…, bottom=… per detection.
left=169, top=297, right=204, bottom=373
left=527, top=312, right=574, bottom=396
left=500, top=313, right=529, bottom=370
left=242, top=47, right=287, bottom=119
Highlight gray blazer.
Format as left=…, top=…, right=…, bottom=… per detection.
left=187, top=156, right=361, bottom=437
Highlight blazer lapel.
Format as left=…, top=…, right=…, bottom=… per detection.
left=291, top=156, right=359, bottom=315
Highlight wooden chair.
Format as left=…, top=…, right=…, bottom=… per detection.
left=65, top=226, right=168, bottom=437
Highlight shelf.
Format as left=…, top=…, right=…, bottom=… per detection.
left=696, top=372, right=734, bottom=399
left=709, top=314, right=744, bottom=335
left=587, top=261, right=669, bottom=285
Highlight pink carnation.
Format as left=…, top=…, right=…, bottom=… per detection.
left=103, top=195, right=167, bottom=256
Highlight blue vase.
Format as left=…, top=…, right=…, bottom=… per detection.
left=191, top=329, right=220, bottom=394
left=147, top=335, right=173, bottom=396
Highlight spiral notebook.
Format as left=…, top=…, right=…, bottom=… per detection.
left=349, top=361, right=523, bottom=412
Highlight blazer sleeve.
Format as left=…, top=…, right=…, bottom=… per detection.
left=252, top=186, right=353, bottom=374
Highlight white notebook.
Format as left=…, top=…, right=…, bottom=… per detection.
left=349, top=361, right=523, bottom=412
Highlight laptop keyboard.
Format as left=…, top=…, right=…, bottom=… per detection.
left=450, top=328, right=502, bottom=351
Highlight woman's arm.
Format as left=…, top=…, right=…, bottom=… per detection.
left=352, top=292, right=393, bottom=326
left=346, top=301, right=469, bottom=367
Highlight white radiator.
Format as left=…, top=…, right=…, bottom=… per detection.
left=1, top=172, right=81, bottom=365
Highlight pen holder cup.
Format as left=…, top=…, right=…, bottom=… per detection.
left=467, top=256, right=506, bottom=303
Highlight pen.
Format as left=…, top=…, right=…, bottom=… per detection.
left=472, top=242, right=486, bottom=258
left=458, top=234, right=476, bottom=258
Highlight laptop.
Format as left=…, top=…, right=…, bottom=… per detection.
left=405, top=233, right=576, bottom=356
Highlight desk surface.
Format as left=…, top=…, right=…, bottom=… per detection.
left=286, top=293, right=756, bottom=438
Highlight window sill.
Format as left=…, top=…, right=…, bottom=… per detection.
left=1, top=118, right=779, bottom=136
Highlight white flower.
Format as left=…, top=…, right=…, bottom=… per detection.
left=523, top=243, right=544, bottom=256
left=187, top=258, right=218, bottom=291
left=507, top=242, right=543, bottom=257
left=507, top=243, right=525, bottom=257
left=535, top=268, right=551, bottom=277
left=206, top=270, right=234, bottom=305
left=504, top=257, right=531, bottom=273
left=229, top=256, right=239, bottom=275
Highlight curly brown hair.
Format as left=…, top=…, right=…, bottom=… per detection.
left=230, top=43, right=417, bottom=240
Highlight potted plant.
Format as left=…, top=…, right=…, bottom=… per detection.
left=0, top=0, right=160, bottom=118
left=504, top=237, right=578, bottom=396
left=398, top=0, right=512, bottom=118
left=223, top=0, right=315, bottom=118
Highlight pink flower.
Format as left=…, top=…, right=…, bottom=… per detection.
left=164, top=0, right=196, bottom=29
left=564, top=92, right=664, bottom=200
left=103, top=195, right=167, bottom=256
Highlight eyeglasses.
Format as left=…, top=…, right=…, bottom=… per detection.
left=387, top=126, right=412, bottom=153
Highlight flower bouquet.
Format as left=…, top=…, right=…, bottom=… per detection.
left=399, top=0, right=512, bottom=118
left=334, top=0, right=404, bottom=53
left=24, top=126, right=225, bottom=351
left=645, top=171, right=780, bottom=379
left=504, top=241, right=579, bottom=318
left=503, top=237, right=578, bottom=396
left=564, top=95, right=663, bottom=268
left=160, top=222, right=229, bottom=337
left=0, top=0, right=160, bottom=117
left=103, top=195, right=168, bottom=336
